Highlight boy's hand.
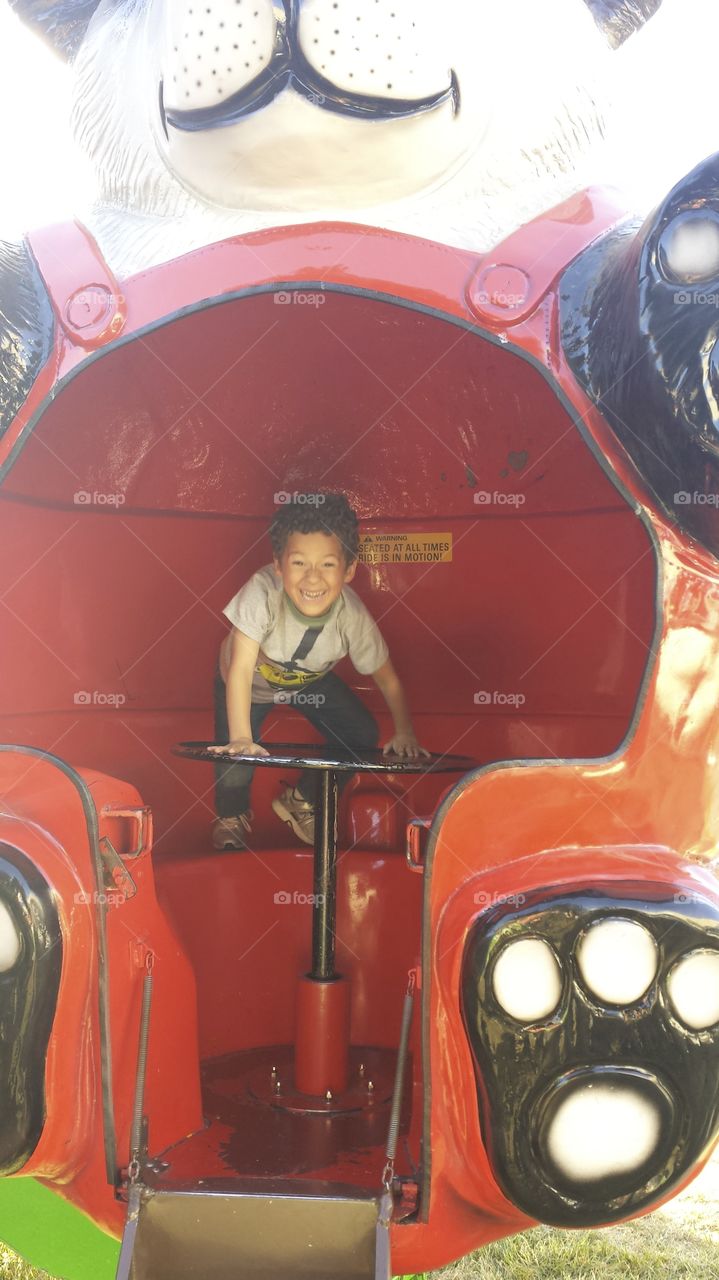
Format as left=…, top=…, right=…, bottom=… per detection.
left=208, top=739, right=269, bottom=757
left=382, top=732, right=431, bottom=760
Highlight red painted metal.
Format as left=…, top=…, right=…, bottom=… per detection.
left=27, top=222, right=127, bottom=350
left=295, top=976, right=352, bottom=1097
left=0, top=189, right=716, bottom=1272
left=0, top=752, right=203, bottom=1235
left=153, top=1045, right=399, bottom=1188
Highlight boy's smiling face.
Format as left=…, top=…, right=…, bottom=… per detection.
left=274, top=530, right=356, bottom=618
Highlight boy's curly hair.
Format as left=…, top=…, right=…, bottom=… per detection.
left=270, top=493, right=359, bottom=564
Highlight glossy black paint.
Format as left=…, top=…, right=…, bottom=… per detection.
left=0, top=239, right=54, bottom=442
left=561, top=153, right=719, bottom=560
left=312, top=770, right=338, bottom=981
left=582, top=0, right=664, bottom=47
left=461, top=884, right=719, bottom=1227
left=163, top=0, right=459, bottom=134
left=173, top=742, right=476, bottom=774
left=0, top=844, right=62, bottom=1174
left=0, top=745, right=118, bottom=1183
left=9, top=0, right=105, bottom=60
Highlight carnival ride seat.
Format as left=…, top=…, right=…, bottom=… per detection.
left=0, top=282, right=661, bottom=1265
left=0, top=286, right=656, bottom=865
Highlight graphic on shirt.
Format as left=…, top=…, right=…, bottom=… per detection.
left=256, top=625, right=327, bottom=689
left=256, top=660, right=327, bottom=689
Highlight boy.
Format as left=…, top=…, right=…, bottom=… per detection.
left=211, top=493, right=427, bottom=850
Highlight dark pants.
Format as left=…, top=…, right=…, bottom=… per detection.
left=213, top=669, right=380, bottom=818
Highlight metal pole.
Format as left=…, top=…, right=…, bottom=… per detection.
left=311, top=769, right=338, bottom=980
left=115, top=955, right=154, bottom=1280
left=385, top=978, right=416, bottom=1165
left=129, top=963, right=154, bottom=1165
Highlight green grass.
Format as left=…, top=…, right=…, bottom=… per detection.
left=429, top=1216, right=718, bottom=1279
left=429, top=1156, right=719, bottom=1280
left=0, top=1248, right=50, bottom=1280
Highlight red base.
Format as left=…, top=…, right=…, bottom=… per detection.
left=245, top=1044, right=392, bottom=1116
left=146, top=1045, right=405, bottom=1191
left=295, top=975, right=352, bottom=1097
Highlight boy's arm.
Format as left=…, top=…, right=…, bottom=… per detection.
left=210, top=629, right=268, bottom=756
left=371, top=658, right=430, bottom=758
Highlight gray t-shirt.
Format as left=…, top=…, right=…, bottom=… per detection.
left=222, top=566, right=389, bottom=704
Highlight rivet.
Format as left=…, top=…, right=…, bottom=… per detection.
left=66, top=286, right=114, bottom=331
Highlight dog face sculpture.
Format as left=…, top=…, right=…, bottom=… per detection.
left=10, top=0, right=661, bottom=261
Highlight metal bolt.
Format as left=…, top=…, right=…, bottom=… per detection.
left=275, top=1080, right=282, bottom=1094
left=270, top=1065, right=277, bottom=1077
left=325, top=1090, right=333, bottom=1102
left=358, top=1062, right=365, bottom=1077
left=367, top=1080, right=375, bottom=1093
left=66, top=286, right=113, bottom=331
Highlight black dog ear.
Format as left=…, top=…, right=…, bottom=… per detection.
left=8, top=0, right=105, bottom=61
left=560, top=151, right=719, bottom=560
left=581, top=0, right=664, bottom=47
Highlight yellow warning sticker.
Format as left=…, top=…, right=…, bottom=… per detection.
left=358, top=533, right=453, bottom=565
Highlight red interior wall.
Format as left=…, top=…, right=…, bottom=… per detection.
left=0, top=293, right=656, bottom=854
left=155, top=848, right=424, bottom=1058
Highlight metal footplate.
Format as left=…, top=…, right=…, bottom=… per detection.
left=123, top=1181, right=389, bottom=1280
